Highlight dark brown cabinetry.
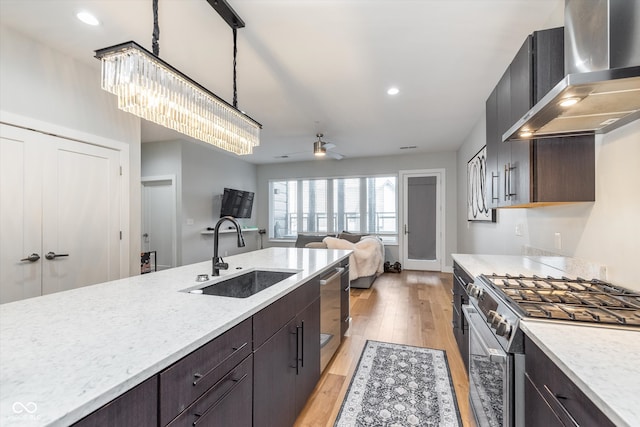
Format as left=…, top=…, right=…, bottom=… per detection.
left=524, top=335, right=614, bottom=427
left=486, top=27, right=595, bottom=208
left=452, top=262, right=471, bottom=372
left=253, top=276, right=321, bottom=427
left=73, top=376, right=158, bottom=427
left=254, top=318, right=298, bottom=427
left=340, top=260, right=350, bottom=337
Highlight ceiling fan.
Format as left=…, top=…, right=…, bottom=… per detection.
left=275, top=133, right=345, bottom=160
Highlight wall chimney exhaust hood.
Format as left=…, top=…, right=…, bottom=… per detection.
left=503, top=0, right=640, bottom=142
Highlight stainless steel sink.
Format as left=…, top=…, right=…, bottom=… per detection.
left=189, top=270, right=296, bottom=298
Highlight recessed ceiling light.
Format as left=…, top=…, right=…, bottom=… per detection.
left=387, top=87, right=400, bottom=96
left=76, top=11, right=100, bottom=26
left=519, top=130, right=534, bottom=138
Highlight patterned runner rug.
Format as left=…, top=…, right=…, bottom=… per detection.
left=335, top=340, right=462, bottom=426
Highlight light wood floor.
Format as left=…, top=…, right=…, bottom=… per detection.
left=295, top=270, right=476, bottom=427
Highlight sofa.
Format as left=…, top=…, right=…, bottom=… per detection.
left=294, top=232, right=385, bottom=289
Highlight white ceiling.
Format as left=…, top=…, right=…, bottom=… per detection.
left=0, top=0, right=562, bottom=164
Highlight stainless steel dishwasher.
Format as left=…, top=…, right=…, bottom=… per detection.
left=320, top=266, right=343, bottom=371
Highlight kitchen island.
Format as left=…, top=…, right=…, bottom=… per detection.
left=453, top=253, right=640, bottom=427
left=0, top=247, right=350, bottom=427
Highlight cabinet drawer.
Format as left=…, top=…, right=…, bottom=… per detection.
left=253, top=290, right=296, bottom=349
left=525, top=336, right=614, bottom=427
left=160, top=318, right=252, bottom=426
left=73, top=376, right=157, bottom=427
left=167, top=355, right=253, bottom=427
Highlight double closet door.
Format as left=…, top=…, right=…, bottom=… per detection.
left=0, top=123, right=121, bottom=303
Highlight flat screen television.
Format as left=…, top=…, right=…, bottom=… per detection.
left=220, top=188, right=254, bottom=218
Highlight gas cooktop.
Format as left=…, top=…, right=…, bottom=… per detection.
left=480, top=274, right=640, bottom=327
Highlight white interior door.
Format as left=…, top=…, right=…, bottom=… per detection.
left=0, top=126, right=43, bottom=303
left=401, top=171, right=443, bottom=271
left=141, top=177, right=176, bottom=271
left=1, top=123, right=122, bottom=302
left=42, top=135, right=121, bottom=295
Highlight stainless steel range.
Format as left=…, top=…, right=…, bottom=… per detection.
left=463, top=274, right=640, bottom=427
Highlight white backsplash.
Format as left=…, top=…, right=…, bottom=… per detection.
left=522, top=246, right=607, bottom=280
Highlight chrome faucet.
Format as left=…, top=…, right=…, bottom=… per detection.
left=212, top=216, right=245, bottom=276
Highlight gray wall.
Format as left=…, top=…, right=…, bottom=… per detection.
left=142, top=140, right=260, bottom=266
left=257, top=152, right=458, bottom=269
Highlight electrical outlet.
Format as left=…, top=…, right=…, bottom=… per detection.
left=515, top=223, right=523, bottom=236
left=554, top=232, right=562, bottom=250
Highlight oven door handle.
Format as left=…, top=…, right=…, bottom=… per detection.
left=463, top=305, right=507, bottom=363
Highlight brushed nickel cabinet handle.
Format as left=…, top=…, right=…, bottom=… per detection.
left=491, top=173, right=499, bottom=202
left=192, top=341, right=248, bottom=386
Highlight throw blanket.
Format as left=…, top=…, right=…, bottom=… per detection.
left=323, top=236, right=385, bottom=281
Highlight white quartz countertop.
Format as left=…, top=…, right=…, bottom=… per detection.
left=452, top=253, right=639, bottom=427
left=0, top=248, right=350, bottom=427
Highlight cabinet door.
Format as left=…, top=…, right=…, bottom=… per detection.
left=507, top=37, right=533, bottom=206
left=496, top=69, right=512, bottom=206
left=253, top=319, right=297, bottom=427
left=533, top=135, right=595, bottom=203
left=533, top=27, right=564, bottom=104
left=295, top=297, right=321, bottom=416
left=73, top=376, right=157, bottom=427
left=510, top=35, right=533, bottom=125
left=485, top=87, right=501, bottom=209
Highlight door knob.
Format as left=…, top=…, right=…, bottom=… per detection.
left=20, top=253, right=40, bottom=262
left=45, top=252, right=69, bottom=260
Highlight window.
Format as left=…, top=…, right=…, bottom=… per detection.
left=269, top=175, right=397, bottom=243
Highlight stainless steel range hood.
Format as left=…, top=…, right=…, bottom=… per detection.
left=503, top=0, right=640, bottom=142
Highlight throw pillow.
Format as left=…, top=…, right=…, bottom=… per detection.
left=295, top=234, right=326, bottom=248
left=337, top=231, right=364, bottom=243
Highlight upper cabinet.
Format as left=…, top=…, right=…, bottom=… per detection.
left=486, top=27, right=595, bottom=209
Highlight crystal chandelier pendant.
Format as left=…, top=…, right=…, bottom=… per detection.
left=95, top=41, right=261, bottom=155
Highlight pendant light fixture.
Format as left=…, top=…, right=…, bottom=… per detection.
left=95, top=0, right=261, bottom=155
